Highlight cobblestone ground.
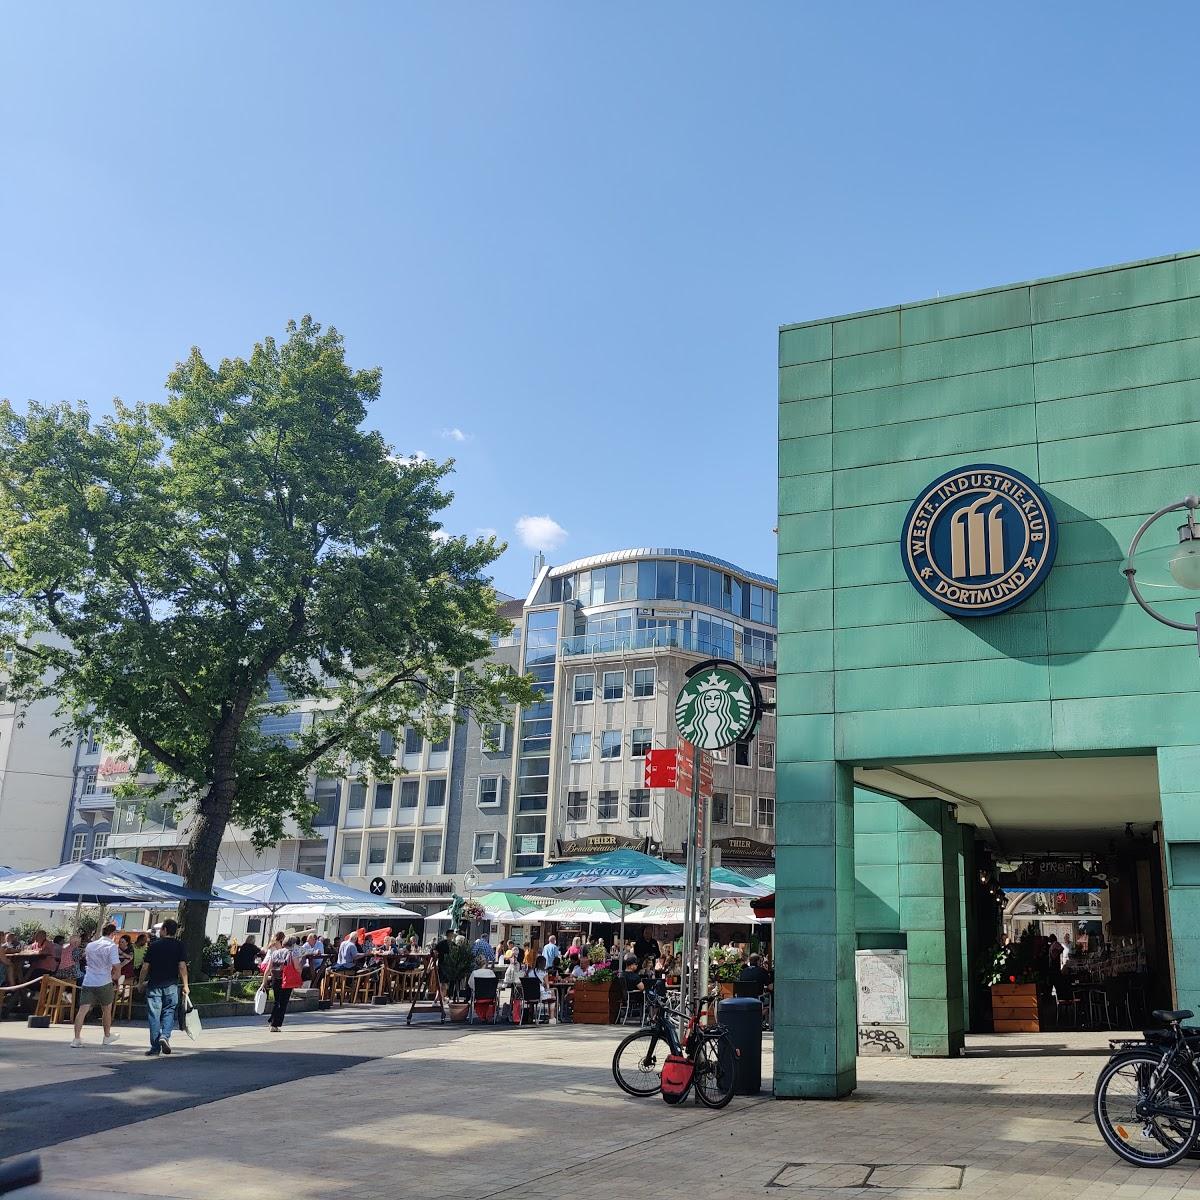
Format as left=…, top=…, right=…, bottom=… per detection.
left=3, top=1014, right=1200, bottom=1200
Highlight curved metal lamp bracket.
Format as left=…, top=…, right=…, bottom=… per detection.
left=1123, top=495, right=1200, bottom=644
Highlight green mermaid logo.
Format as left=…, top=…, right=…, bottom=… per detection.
left=674, top=667, right=755, bottom=750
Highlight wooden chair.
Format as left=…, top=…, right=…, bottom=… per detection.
left=323, top=971, right=355, bottom=1006
left=34, top=976, right=78, bottom=1024
left=113, top=976, right=134, bottom=1022
left=351, top=969, right=381, bottom=1005
left=406, top=963, right=446, bottom=1025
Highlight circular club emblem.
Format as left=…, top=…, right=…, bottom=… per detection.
left=902, top=464, right=1057, bottom=617
left=675, top=665, right=757, bottom=750
left=369, top=876, right=387, bottom=896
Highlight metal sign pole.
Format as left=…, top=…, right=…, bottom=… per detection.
left=696, top=756, right=713, bottom=1017
left=679, top=742, right=700, bottom=1040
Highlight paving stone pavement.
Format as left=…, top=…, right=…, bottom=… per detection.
left=3, top=1014, right=1200, bottom=1200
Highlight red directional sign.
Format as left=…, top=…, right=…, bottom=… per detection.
left=676, top=741, right=713, bottom=801
left=644, top=748, right=677, bottom=789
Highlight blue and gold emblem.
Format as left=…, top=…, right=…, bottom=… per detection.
left=901, top=463, right=1058, bottom=617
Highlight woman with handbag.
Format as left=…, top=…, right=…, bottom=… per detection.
left=259, top=933, right=303, bottom=1031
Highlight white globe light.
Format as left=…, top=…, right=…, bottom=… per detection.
left=1168, top=541, right=1200, bottom=590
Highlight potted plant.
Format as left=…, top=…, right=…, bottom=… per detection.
left=440, top=941, right=475, bottom=1021
left=983, top=931, right=1047, bottom=1033
left=709, top=947, right=744, bottom=998
left=573, top=946, right=620, bottom=1024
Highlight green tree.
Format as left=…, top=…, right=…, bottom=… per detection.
left=0, top=318, right=534, bottom=966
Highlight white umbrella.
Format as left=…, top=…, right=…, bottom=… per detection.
left=241, top=902, right=419, bottom=920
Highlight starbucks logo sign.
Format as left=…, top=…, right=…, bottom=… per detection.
left=675, top=664, right=758, bottom=751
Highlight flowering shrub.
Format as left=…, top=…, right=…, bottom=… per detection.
left=460, top=898, right=486, bottom=923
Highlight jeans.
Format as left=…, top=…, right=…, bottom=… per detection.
left=146, top=983, right=179, bottom=1049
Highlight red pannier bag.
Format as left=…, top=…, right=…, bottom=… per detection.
left=660, top=1054, right=694, bottom=1104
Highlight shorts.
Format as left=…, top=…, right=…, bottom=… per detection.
left=80, top=983, right=115, bottom=1007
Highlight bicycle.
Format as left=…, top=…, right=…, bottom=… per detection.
left=1095, top=1008, right=1200, bottom=1167
left=611, top=987, right=738, bottom=1108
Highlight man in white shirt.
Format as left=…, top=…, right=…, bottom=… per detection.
left=336, top=933, right=362, bottom=971
left=72, top=922, right=122, bottom=1047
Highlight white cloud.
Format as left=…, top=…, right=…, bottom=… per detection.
left=441, top=427, right=468, bottom=443
left=516, top=514, right=568, bottom=552
left=430, top=529, right=451, bottom=544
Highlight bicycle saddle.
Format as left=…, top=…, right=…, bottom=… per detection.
left=1152, top=1009, right=1195, bottom=1023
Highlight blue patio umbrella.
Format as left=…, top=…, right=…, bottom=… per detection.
left=90, top=857, right=249, bottom=906
left=0, top=859, right=198, bottom=906
left=216, top=869, right=401, bottom=912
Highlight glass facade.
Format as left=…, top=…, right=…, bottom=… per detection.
left=514, top=608, right=559, bottom=869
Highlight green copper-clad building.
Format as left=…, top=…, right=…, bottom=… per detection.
left=776, top=251, right=1200, bottom=1098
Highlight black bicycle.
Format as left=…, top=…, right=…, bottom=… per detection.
left=611, top=987, right=737, bottom=1108
left=1095, top=1008, right=1200, bottom=1167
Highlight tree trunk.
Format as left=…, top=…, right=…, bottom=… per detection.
left=178, top=782, right=235, bottom=976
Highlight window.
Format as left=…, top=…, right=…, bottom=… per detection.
left=602, top=671, right=624, bottom=701
left=600, top=730, right=621, bottom=759
left=710, top=747, right=726, bottom=763
left=367, top=833, right=388, bottom=865
left=628, top=789, right=650, bottom=820
left=430, top=735, right=450, bottom=754
left=758, top=795, right=775, bottom=828
left=92, top=832, right=109, bottom=856
left=633, top=668, right=655, bottom=698
left=478, top=776, right=501, bottom=808
left=313, top=778, right=341, bottom=825
left=473, top=832, right=499, bottom=865
left=404, top=728, right=422, bottom=756
left=69, top=832, right=87, bottom=863
left=420, top=832, right=443, bottom=871
left=79, top=767, right=98, bottom=796
left=574, top=673, right=594, bottom=703
left=712, top=793, right=729, bottom=825
left=761, top=684, right=776, bottom=706
left=760, top=740, right=775, bottom=770
left=597, top=790, right=618, bottom=821
left=393, top=833, right=414, bottom=867
left=734, top=794, right=752, bottom=827
left=735, top=739, right=752, bottom=768
left=341, top=834, right=362, bottom=871
left=425, top=777, right=447, bottom=809
left=631, top=727, right=652, bottom=758
left=374, top=781, right=393, bottom=813
left=85, top=727, right=100, bottom=754
left=347, top=782, right=367, bottom=811
left=379, top=730, right=396, bottom=759
left=566, top=791, right=588, bottom=822
left=570, top=732, right=592, bottom=762
left=481, top=722, right=506, bottom=751
left=398, top=779, right=419, bottom=810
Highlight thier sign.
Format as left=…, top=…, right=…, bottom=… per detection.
left=714, top=836, right=774, bottom=861
left=556, top=835, right=649, bottom=858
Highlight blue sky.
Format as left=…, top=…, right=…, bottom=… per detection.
left=2, top=5, right=1197, bottom=597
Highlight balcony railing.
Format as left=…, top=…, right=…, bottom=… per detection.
left=560, top=626, right=775, bottom=668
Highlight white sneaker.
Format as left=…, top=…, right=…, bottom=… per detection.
left=102, top=1033, right=120, bottom=1046
left=69, top=1037, right=83, bottom=1048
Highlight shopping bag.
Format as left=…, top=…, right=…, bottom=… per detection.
left=181, top=996, right=202, bottom=1042
left=254, top=988, right=268, bottom=1016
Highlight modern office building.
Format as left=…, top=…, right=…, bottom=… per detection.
left=328, top=550, right=779, bottom=916
left=775, top=250, right=1200, bottom=1099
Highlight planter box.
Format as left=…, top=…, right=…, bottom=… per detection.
left=990, top=982, right=1041, bottom=1033
left=572, top=980, right=620, bottom=1024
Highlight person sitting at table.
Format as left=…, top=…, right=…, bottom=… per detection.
left=24, top=930, right=58, bottom=981
left=299, top=933, right=326, bottom=986
left=335, top=931, right=363, bottom=972
left=570, top=955, right=590, bottom=980
left=621, top=954, right=646, bottom=995
left=233, top=936, right=262, bottom=973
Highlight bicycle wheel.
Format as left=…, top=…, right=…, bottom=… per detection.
left=693, top=1031, right=737, bottom=1109
left=1094, top=1053, right=1200, bottom=1167
left=612, top=1029, right=665, bottom=1097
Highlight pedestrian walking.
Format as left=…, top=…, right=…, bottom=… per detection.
left=138, top=917, right=189, bottom=1056
left=261, top=934, right=302, bottom=1031
left=71, top=922, right=122, bottom=1047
